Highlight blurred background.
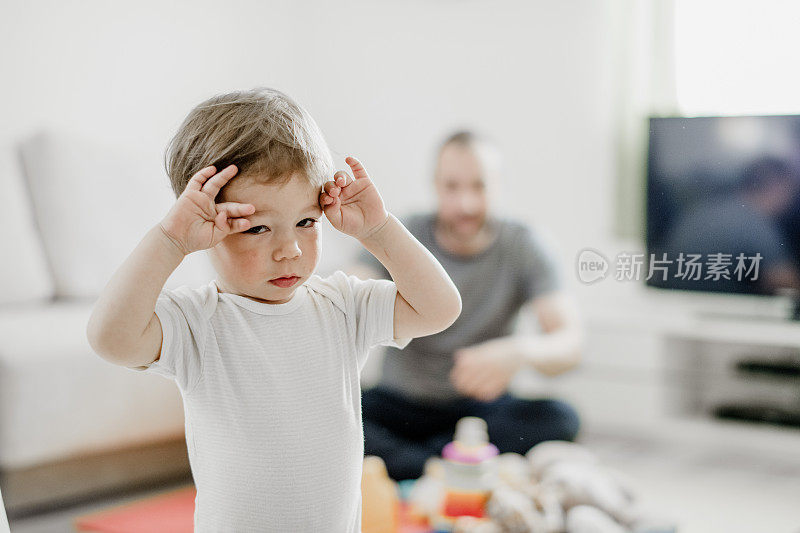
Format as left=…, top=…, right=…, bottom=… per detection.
left=2, top=0, right=800, bottom=532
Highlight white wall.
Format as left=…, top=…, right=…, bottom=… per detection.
left=1, top=0, right=617, bottom=281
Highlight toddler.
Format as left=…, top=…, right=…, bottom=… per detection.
left=86, top=87, right=461, bottom=531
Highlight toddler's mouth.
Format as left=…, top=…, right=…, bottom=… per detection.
left=269, top=275, right=300, bottom=288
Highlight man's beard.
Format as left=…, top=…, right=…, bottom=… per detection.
left=447, top=215, right=485, bottom=238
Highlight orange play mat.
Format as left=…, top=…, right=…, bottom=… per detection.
left=74, top=485, right=431, bottom=532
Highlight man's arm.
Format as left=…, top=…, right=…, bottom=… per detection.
left=450, top=290, right=583, bottom=401
left=359, top=214, right=462, bottom=340
left=509, top=291, right=584, bottom=376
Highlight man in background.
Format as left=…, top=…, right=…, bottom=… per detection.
left=350, top=131, right=584, bottom=481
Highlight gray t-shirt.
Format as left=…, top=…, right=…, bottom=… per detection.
left=358, top=212, right=563, bottom=402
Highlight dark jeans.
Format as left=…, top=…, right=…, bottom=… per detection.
left=362, top=386, right=581, bottom=481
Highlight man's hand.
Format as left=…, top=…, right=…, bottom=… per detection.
left=449, top=338, right=524, bottom=402
left=319, top=156, right=389, bottom=241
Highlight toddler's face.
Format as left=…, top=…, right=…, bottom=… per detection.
left=208, top=173, right=322, bottom=304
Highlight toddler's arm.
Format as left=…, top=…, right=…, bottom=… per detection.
left=86, top=225, right=185, bottom=367
left=320, top=157, right=461, bottom=340
left=360, top=213, right=461, bottom=339
left=86, top=164, right=253, bottom=367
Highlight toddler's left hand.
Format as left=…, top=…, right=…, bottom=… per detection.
left=320, top=156, right=389, bottom=241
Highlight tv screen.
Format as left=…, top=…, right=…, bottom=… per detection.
left=646, top=115, right=800, bottom=296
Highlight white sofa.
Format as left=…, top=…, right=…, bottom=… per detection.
left=0, top=130, right=221, bottom=513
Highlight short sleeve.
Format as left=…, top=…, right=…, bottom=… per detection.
left=128, top=285, right=209, bottom=394
left=518, top=225, right=564, bottom=302
left=316, top=271, right=411, bottom=373
left=347, top=273, right=412, bottom=352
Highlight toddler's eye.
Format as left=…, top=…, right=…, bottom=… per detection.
left=298, top=218, right=318, bottom=228
left=244, top=225, right=269, bottom=235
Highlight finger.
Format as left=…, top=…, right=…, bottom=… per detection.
left=478, top=388, right=499, bottom=402
left=323, top=180, right=341, bottom=197
left=214, top=206, right=253, bottom=234
left=215, top=209, right=230, bottom=233
left=473, top=377, right=498, bottom=400
left=451, top=367, right=474, bottom=392
left=201, top=164, right=238, bottom=198
left=460, top=381, right=481, bottom=399
left=186, top=166, right=217, bottom=192
left=459, top=370, right=484, bottom=396
left=333, top=170, right=351, bottom=187
left=477, top=381, right=502, bottom=402
left=228, top=217, right=252, bottom=233
left=319, top=186, right=338, bottom=206
left=450, top=373, right=466, bottom=393
left=451, top=362, right=470, bottom=385
left=345, top=156, right=369, bottom=180
left=323, top=195, right=340, bottom=211
left=451, top=355, right=475, bottom=376
left=451, top=352, right=473, bottom=373
left=322, top=195, right=341, bottom=225
left=215, top=202, right=255, bottom=217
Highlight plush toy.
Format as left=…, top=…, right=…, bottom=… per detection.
left=537, top=461, right=636, bottom=524
left=406, top=456, right=447, bottom=522
left=495, top=452, right=533, bottom=491
left=526, top=441, right=676, bottom=532
left=526, top=441, right=599, bottom=480
left=485, top=485, right=548, bottom=533
left=406, top=440, right=676, bottom=533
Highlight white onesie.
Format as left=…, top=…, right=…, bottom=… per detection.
left=131, top=270, right=410, bottom=532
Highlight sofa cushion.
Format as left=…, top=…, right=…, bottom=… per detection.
left=0, top=301, right=185, bottom=469
left=18, top=130, right=215, bottom=300
left=0, top=144, right=55, bottom=306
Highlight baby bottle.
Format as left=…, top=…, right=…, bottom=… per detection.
left=432, top=416, right=499, bottom=531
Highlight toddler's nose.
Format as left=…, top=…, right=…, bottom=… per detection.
left=273, top=238, right=302, bottom=261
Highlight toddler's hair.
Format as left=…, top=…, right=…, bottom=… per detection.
left=164, top=87, right=334, bottom=198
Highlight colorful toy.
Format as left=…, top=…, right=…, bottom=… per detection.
left=431, top=417, right=499, bottom=531
left=362, top=455, right=400, bottom=533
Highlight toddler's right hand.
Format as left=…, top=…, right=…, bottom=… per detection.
left=158, top=164, right=255, bottom=256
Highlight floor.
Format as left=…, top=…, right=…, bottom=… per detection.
left=584, top=431, right=800, bottom=533
left=7, top=431, right=800, bottom=533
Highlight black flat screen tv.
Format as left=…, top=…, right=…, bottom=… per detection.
left=646, top=115, right=800, bottom=298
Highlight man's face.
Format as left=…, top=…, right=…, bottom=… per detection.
left=434, top=143, right=493, bottom=238
left=208, top=173, right=322, bottom=304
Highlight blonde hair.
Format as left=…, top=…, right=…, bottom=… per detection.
left=164, top=87, right=333, bottom=198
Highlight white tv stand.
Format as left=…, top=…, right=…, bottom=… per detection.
left=511, top=284, right=800, bottom=461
